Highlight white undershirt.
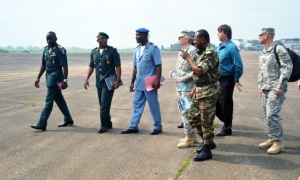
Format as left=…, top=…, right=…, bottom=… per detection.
left=140, top=46, right=145, bottom=56
left=100, top=49, right=104, bottom=54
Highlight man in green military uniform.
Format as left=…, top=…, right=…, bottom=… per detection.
left=31, top=31, right=74, bottom=131
left=84, top=32, right=121, bottom=133
left=181, top=29, right=220, bottom=161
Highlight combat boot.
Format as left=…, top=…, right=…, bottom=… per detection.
left=179, top=134, right=198, bottom=142
left=196, top=141, right=216, bottom=153
left=267, top=141, right=284, bottom=154
left=177, top=134, right=198, bottom=149
left=193, top=144, right=212, bottom=161
left=258, top=139, right=273, bottom=149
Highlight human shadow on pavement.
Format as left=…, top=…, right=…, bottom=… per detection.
left=213, top=154, right=300, bottom=170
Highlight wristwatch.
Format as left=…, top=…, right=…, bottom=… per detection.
left=63, top=79, right=68, bottom=82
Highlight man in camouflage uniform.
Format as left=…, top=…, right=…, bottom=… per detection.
left=258, top=28, right=293, bottom=154
left=181, top=29, right=220, bottom=161
left=170, top=30, right=199, bottom=148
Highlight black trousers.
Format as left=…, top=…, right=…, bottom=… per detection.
left=97, top=86, right=115, bottom=128
left=216, top=75, right=235, bottom=132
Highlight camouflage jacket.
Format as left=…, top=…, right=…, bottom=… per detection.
left=258, top=44, right=292, bottom=91
left=193, top=44, right=220, bottom=99
left=176, top=44, right=198, bottom=91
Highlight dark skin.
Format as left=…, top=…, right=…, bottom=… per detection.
left=84, top=35, right=121, bottom=90
left=35, top=32, right=68, bottom=89
left=180, top=32, right=207, bottom=98
left=130, top=32, right=162, bottom=92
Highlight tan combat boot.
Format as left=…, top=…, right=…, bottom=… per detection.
left=179, top=136, right=188, bottom=142
left=258, top=139, right=273, bottom=149
left=178, top=134, right=198, bottom=149
left=179, top=134, right=199, bottom=142
left=267, top=141, right=284, bottom=154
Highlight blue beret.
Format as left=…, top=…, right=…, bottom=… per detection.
left=98, top=32, right=109, bottom=39
left=136, top=28, right=149, bottom=33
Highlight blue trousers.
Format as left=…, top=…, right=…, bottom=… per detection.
left=38, top=86, right=73, bottom=127
left=128, top=90, right=162, bottom=130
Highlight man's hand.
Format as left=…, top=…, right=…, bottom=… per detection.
left=112, top=81, right=120, bottom=89
left=275, top=88, right=283, bottom=95
left=259, top=89, right=262, bottom=97
left=84, top=79, right=89, bottom=90
left=175, top=77, right=184, bottom=84
left=61, top=82, right=68, bottom=90
left=180, top=50, right=191, bottom=60
left=34, top=79, right=40, bottom=88
left=152, top=81, right=161, bottom=90
left=129, top=84, right=134, bottom=92
left=189, top=87, right=196, bottom=99
left=235, top=82, right=243, bottom=91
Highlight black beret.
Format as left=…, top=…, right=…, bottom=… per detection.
left=98, top=32, right=109, bottom=39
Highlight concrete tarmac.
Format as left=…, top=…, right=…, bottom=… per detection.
left=0, top=51, right=299, bottom=180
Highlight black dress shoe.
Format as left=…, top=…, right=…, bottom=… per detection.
left=150, top=129, right=162, bottom=135
left=58, top=121, right=74, bottom=127
left=98, top=127, right=108, bottom=133
left=30, top=125, right=46, bottom=131
left=177, top=122, right=184, bottom=128
left=216, top=130, right=232, bottom=137
left=196, top=142, right=216, bottom=153
left=193, top=144, right=212, bottom=161
left=121, top=129, right=139, bottom=134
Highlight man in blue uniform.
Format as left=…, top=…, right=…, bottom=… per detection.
left=121, top=28, right=163, bottom=135
left=31, top=31, right=74, bottom=131
left=84, top=32, right=121, bottom=133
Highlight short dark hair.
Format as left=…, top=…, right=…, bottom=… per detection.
left=196, top=29, right=210, bottom=43
left=218, top=24, right=232, bottom=39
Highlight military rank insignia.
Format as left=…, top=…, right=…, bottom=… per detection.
left=107, top=61, right=110, bottom=64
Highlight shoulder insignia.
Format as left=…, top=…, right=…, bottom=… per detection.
left=150, top=42, right=157, bottom=46
left=58, top=45, right=66, bottom=54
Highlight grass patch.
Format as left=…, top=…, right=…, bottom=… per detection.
left=173, top=154, right=194, bottom=180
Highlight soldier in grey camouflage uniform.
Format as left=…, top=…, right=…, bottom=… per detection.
left=170, top=30, right=199, bottom=149
left=181, top=29, right=220, bottom=161
left=258, top=27, right=293, bottom=154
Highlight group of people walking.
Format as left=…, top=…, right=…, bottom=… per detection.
left=31, top=24, right=298, bottom=162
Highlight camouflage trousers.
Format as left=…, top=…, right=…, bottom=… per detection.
left=188, top=93, right=218, bottom=144
left=262, top=90, right=286, bottom=141
left=177, top=91, right=195, bottom=135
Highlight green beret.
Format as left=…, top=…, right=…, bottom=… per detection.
left=98, top=32, right=109, bottom=39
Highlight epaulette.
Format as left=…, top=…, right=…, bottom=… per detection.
left=58, top=45, right=66, bottom=54
left=150, top=42, right=157, bottom=47
left=135, top=45, right=140, bottom=49
left=44, top=45, right=48, bottom=49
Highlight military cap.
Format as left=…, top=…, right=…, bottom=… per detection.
left=136, top=28, right=149, bottom=33
left=258, top=28, right=275, bottom=36
left=98, top=32, right=109, bottom=39
left=178, top=30, right=193, bottom=39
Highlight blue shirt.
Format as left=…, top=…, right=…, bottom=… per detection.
left=133, top=41, right=162, bottom=91
left=217, top=40, right=243, bottom=83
